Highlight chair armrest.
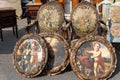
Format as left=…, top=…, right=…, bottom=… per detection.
left=63, top=21, right=71, bottom=30
left=99, top=19, right=106, bottom=26
left=25, top=20, right=39, bottom=34
left=106, top=19, right=112, bottom=29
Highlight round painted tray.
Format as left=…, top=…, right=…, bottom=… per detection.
left=39, top=32, right=69, bottom=76
left=71, top=1, right=98, bottom=37
left=13, top=34, right=48, bottom=78
left=70, top=36, right=117, bottom=80
left=37, top=1, right=64, bottom=33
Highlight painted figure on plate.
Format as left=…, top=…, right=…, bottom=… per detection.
left=16, top=39, right=43, bottom=73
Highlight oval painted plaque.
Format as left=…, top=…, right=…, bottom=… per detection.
left=13, top=34, right=48, bottom=78
left=39, top=33, right=69, bottom=76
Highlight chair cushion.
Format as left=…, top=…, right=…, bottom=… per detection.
left=110, top=6, right=120, bottom=23
left=110, top=23, right=120, bottom=37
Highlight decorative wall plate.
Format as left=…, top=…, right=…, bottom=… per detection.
left=39, top=33, right=69, bottom=76
left=37, top=1, right=64, bottom=33
left=13, top=34, right=48, bottom=78
left=71, top=1, right=98, bottom=37
left=70, top=36, right=116, bottom=80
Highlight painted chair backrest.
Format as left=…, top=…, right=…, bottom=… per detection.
left=71, top=1, right=98, bottom=37
left=37, top=1, right=64, bottom=33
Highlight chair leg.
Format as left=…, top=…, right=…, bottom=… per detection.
left=12, top=26, right=15, bottom=36
left=15, top=25, right=18, bottom=39
left=27, top=17, right=31, bottom=24
left=0, top=28, right=3, bottom=41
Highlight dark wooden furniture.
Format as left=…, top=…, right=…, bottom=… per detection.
left=26, top=2, right=42, bottom=24
left=0, top=7, right=18, bottom=41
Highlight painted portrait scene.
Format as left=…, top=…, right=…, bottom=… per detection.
left=16, top=39, right=43, bottom=73
left=45, top=37, right=65, bottom=67
left=76, top=41, right=111, bottom=79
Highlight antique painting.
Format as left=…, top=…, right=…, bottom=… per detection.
left=16, top=39, right=43, bottom=72
left=13, top=34, right=47, bottom=78
left=39, top=33, right=69, bottom=76
left=76, top=41, right=111, bottom=79
left=70, top=36, right=116, bottom=80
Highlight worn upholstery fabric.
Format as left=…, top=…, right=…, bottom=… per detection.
left=110, top=5, right=120, bottom=37
left=110, top=6, right=120, bottom=23
left=71, top=2, right=98, bottom=37
left=110, top=23, right=120, bottom=37
left=0, top=0, right=22, bottom=18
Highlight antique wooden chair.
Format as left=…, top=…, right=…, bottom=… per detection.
left=70, top=2, right=117, bottom=79
left=106, top=2, right=120, bottom=42
left=97, top=1, right=120, bottom=42
left=96, top=0, right=113, bottom=21
left=13, top=1, right=70, bottom=77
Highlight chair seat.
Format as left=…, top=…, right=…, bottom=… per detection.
left=110, top=23, right=120, bottom=37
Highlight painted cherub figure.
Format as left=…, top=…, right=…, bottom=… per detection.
left=86, top=41, right=105, bottom=78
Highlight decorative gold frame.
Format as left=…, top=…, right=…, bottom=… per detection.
left=13, top=34, right=48, bottom=78
left=39, top=32, right=70, bottom=76
left=70, top=35, right=117, bottom=80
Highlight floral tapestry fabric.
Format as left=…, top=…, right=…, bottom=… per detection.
left=37, top=1, right=64, bottom=32
left=110, top=6, right=120, bottom=23
left=110, top=6, right=120, bottom=37
left=71, top=2, right=98, bottom=36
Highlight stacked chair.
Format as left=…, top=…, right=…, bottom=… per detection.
left=69, top=1, right=116, bottom=80
left=13, top=1, right=117, bottom=80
